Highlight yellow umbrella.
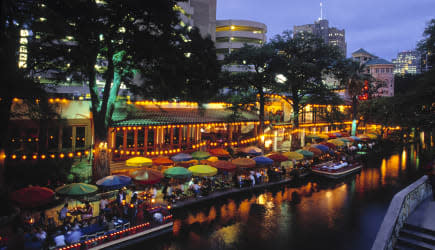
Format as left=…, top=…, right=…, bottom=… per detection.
left=282, top=151, right=304, bottom=160
left=188, top=165, right=218, bottom=177
left=126, top=157, right=152, bottom=167
left=318, top=134, right=329, bottom=140
left=327, top=139, right=345, bottom=146
left=364, top=133, right=378, bottom=139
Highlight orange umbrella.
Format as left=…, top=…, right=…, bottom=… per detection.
left=231, top=158, right=256, bottom=168
left=209, top=148, right=230, bottom=157
left=210, top=160, right=237, bottom=172
left=152, top=156, right=174, bottom=166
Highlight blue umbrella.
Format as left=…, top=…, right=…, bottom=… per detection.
left=96, top=175, right=131, bottom=190
left=312, top=144, right=330, bottom=152
left=171, top=153, right=193, bottom=162
left=350, top=136, right=361, bottom=141
left=253, top=156, right=274, bottom=165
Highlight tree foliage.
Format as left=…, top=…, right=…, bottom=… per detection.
left=269, top=31, right=345, bottom=127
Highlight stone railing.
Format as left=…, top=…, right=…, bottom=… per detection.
left=371, top=175, right=432, bottom=250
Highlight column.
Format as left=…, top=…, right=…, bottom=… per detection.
left=170, top=127, right=174, bottom=149
left=178, top=126, right=182, bottom=147
left=144, top=127, right=148, bottom=153
left=153, top=127, right=158, bottom=151
left=187, top=126, right=191, bottom=146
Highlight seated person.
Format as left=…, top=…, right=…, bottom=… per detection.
left=59, top=203, right=69, bottom=222
left=65, top=225, right=81, bottom=245
left=53, top=231, right=66, bottom=247
left=153, top=212, right=163, bottom=223
left=82, top=202, right=93, bottom=220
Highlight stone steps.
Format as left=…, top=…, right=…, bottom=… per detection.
left=395, top=223, right=435, bottom=250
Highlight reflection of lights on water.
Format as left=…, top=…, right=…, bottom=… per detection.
left=325, top=191, right=332, bottom=198
left=258, top=194, right=266, bottom=205
left=401, top=150, right=407, bottom=171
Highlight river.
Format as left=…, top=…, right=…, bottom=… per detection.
left=127, top=143, right=430, bottom=250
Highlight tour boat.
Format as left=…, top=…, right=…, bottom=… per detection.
left=58, top=205, right=173, bottom=250
left=311, top=161, right=362, bottom=179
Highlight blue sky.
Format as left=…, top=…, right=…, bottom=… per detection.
left=217, top=0, right=435, bottom=60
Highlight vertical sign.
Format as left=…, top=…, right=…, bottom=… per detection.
left=18, top=29, right=29, bottom=68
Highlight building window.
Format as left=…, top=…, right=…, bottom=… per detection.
left=137, top=129, right=145, bottom=148
left=48, top=127, right=59, bottom=150
left=62, top=126, right=72, bottom=149
left=126, top=130, right=134, bottom=148
left=76, top=126, right=86, bottom=149
left=115, top=131, right=123, bottom=149
left=376, top=68, right=379, bottom=73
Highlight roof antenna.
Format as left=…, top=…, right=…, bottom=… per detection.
left=320, top=1, right=323, bottom=20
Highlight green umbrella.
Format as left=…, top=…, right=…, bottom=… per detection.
left=164, top=167, right=192, bottom=179
left=295, top=149, right=314, bottom=158
left=55, top=183, right=98, bottom=196
left=191, top=151, right=211, bottom=160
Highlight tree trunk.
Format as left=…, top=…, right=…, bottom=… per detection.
left=258, top=88, right=265, bottom=134
left=92, top=116, right=110, bottom=182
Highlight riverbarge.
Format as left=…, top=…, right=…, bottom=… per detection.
left=311, top=161, right=362, bottom=179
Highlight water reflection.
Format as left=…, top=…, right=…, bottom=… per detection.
left=130, top=146, right=428, bottom=250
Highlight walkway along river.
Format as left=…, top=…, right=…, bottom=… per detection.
left=126, top=144, right=430, bottom=250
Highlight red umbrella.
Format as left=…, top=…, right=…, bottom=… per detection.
left=267, top=153, right=288, bottom=163
left=210, top=160, right=237, bottom=172
left=320, top=141, right=337, bottom=150
left=130, top=169, right=164, bottom=185
left=209, top=148, right=230, bottom=157
left=152, top=156, right=174, bottom=166
left=231, top=158, right=256, bottom=168
left=10, top=186, right=54, bottom=208
left=327, top=133, right=337, bottom=139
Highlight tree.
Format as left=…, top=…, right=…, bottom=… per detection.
left=418, top=19, right=435, bottom=69
left=29, top=0, right=183, bottom=181
left=269, top=31, right=344, bottom=128
left=223, top=44, right=276, bottom=133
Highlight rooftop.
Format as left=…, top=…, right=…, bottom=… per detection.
left=366, top=58, right=393, bottom=66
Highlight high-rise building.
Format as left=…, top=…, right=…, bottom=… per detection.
left=215, top=20, right=267, bottom=62
left=176, top=0, right=216, bottom=41
left=392, top=51, right=421, bottom=75
left=294, top=19, right=346, bottom=56
left=352, top=49, right=395, bottom=97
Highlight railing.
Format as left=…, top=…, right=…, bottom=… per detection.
left=371, top=175, right=432, bottom=250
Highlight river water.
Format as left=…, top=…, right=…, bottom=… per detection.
left=128, top=144, right=430, bottom=250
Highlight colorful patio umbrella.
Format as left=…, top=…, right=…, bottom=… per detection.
left=320, top=141, right=337, bottom=149
left=267, top=153, right=289, bottom=163
left=10, top=186, right=55, bottom=208
left=191, top=151, right=211, bottom=160
left=295, top=149, right=314, bottom=158
left=210, top=160, right=237, bottom=172
left=306, top=134, right=321, bottom=139
left=253, top=156, right=274, bottom=165
left=188, top=165, right=218, bottom=177
left=327, top=133, right=337, bottom=139
left=338, top=137, right=352, bottom=143
left=163, top=167, right=192, bottom=179
left=358, top=135, right=370, bottom=140
left=282, top=151, right=304, bottom=160
left=152, top=156, right=174, bottom=166
left=126, top=157, right=152, bottom=167
left=171, top=153, right=193, bottom=162
left=130, top=169, right=163, bottom=185
left=241, top=146, right=262, bottom=156
left=364, top=133, right=378, bottom=139
left=177, top=159, right=199, bottom=168
left=209, top=148, right=230, bottom=157
left=334, top=132, right=342, bottom=137
left=350, top=136, right=361, bottom=141
left=311, top=144, right=330, bottom=152
left=340, top=132, right=350, bottom=137
left=231, top=157, right=256, bottom=168
left=327, top=139, right=345, bottom=146
left=96, top=175, right=131, bottom=190
left=55, top=183, right=98, bottom=197
left=307, top=147, right=322, bottom=156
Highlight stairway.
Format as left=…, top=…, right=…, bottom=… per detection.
left=395, top=223, right=435, bottom=250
